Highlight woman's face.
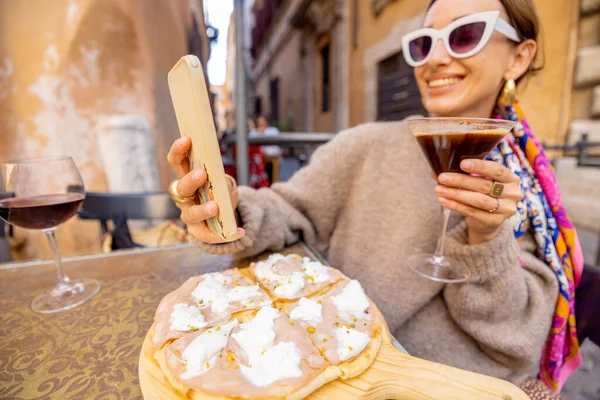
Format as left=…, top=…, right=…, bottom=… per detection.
left=414, top=0, right=517, bottom=118
left=257, top=117, right=268, bottom=132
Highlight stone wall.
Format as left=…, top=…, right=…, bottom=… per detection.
left=558, top=1, right=600, bottom=235
left=0, top=0, right=210, bottom=260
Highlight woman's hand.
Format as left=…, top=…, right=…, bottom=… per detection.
left=433, top=159, right=522, bottom=245
left=167, top=136, right=245, bottom=243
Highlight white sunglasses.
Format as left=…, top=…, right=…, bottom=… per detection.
left=401, top=11, right=521, bottom=68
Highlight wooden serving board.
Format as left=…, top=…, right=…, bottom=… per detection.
left=139, top=312, right=529, bottom=400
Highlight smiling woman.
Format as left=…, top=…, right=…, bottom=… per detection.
left=411, top=0, right=539, bottom=118
left=167, top=0, right=583, bottom=399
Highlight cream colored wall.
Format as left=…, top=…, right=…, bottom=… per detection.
left=253, top=30, right=303, bottom=128
left=0, top=0, right=205, bottom=260
left=518, top=0, right=579, bottom=145
left=348, top=0, right=429, bottom=127
left=348, top=0, right=579, bottom=145
left=570, top=12, right=600, bottom=120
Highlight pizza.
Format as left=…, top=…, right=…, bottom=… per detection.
left=152, top=254, right=383, bottom=399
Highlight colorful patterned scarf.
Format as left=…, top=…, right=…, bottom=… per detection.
left=489, top=102, right=584, bottom=392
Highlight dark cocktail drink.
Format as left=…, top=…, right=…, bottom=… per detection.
left=406, top=118, right=515, bottom=283
left=415, top=131, right=507, bottom=175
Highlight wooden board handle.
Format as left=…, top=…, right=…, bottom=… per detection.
left=352, top=338, right=529, bottom=400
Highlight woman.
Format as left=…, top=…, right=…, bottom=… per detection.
left=167, top=0, right=583, bottom=398
left=249, top=116, right=283, bottom=182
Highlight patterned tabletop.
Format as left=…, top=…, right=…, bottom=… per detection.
left=0, top=243, right=314, bottom=400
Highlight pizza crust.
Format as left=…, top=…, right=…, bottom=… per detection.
left=336, top=311, right=384, bottom=379
left=152, top=254, right=384, bottom=399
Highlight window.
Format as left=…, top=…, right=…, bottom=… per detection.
left=320, top=44, right=331, bottom=113
left=269, top=78, right=280, bottom=122
left=376, top=51, right=426, bottom=121
left=254, top=96, right=263, bottom=117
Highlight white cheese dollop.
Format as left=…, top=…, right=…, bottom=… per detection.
left=228, top=284, right=261, bottom=303
left=253, top=254, right=287, bottom=281
left=254, top=254, right=306, bottom=298
left=238, top=341, right=303, bottom=387
left=254, top=261, right=280, bottom=282
left=191, top=272, right=261, bottom=314
left=180, top=320, right=237, bottom=379
left=232, top=306, right=279, bottom=357
left=302, top=258, right=330, bottom=283
left=232, top=305, right=303, bottom=387
left=169, top=303, right=207, bottom=332
left=289, top=297, right=323, bottom=324
left=273, top=272, right=305, bottom=299
left=332, top=280, right=370, bottom=319
left=335, top=327, right=370, bottom=361
left=266, top=253, right=287, bottom=266
left=191, top=273, right=232, bottom=313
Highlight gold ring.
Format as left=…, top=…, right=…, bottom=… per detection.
left=168, top=180, right=196, bottom=204
left=488, top=181, right=505, bottom=198
left=489, top=198, right=500, bottom=213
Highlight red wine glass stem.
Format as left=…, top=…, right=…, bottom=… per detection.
left=44, top=228, right=69, bottom=286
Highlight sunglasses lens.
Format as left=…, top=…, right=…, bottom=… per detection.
left=448, top=22, right=486, bottom=54
left=408, top=36, right=433, bottom=63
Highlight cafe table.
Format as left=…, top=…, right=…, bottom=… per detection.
left=1, top=242, right=526, bottom=400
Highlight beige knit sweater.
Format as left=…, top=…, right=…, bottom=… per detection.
left=199, top=120, right=558, bottom=385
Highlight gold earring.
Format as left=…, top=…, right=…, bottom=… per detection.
left=497, top=79, right=516, bottom=108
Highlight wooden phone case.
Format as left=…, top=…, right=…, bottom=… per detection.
left=168, top=55, right=238, bottom=242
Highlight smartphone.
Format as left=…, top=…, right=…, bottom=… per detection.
left=168, top=55, right=238, bottom=242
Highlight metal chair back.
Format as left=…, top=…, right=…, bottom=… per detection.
left=77, top=191, right=181, bottom=236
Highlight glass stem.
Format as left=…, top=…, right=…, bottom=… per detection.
left=44, top=229, right=69, bottom=286
left=433, top=207, right=452, bottom=260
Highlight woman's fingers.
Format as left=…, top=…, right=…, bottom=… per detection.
left=437, top=196, right=506, bottom=226
left=187, top=222, right=237, bottom=244
left=168, top=138, right=246, bottom=245
left=459, top=159, right=519, bottom=183
left=438, top=172, right=522, bottom=202
left=167, top=136, right=192, bottom=179
left=180, top=202, right=219, bottom=224
left=176, top=168, right=207, bottom=198
left=179, top=201, right=247, bottom=243
left=433, top=160, right=523, bottom=243
left=435, top=185, right=518, bottom=215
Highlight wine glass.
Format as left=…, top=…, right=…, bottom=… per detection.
left=0, top=156, right=101, bottom=313
left=406, top=117, right=516, bottom=283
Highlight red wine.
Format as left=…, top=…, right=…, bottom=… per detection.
left=0, top=193, right=84, bottom=230
left=415, top=131, right=506, bottom=175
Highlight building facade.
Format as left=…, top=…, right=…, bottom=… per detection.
left=245, top=0, right=600, bottom=240
left=248, top=0, right=599, bottom=145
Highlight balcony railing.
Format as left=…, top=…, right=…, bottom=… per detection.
left=544, top=133, right=600, bottom=168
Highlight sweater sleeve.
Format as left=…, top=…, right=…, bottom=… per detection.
left=442, top=220, right=559, bottom=371
left=196, top=127, right=367, bottom=258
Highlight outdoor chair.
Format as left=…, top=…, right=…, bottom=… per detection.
left=76, top=191, right=182, bottom=251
